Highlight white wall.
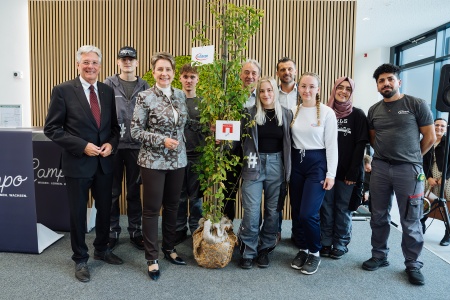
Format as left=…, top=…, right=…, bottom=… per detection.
left=0, top=0, right=31, bottom=127
left=353, top=47, right=390, bottom=114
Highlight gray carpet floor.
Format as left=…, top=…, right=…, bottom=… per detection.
left=1, top=218, right=449, bottom=300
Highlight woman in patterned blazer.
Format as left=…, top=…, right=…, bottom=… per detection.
left=131, top=52, right=188, bottom=281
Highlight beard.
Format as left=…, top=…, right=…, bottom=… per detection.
left=280, top=76, right=293, bottom=84
left=380, top=87, right=397, bottom=99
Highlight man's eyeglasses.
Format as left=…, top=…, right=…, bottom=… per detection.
left=80, top=61, right=100, bottom=66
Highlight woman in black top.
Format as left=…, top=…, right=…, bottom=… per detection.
left=237, top=77, right=292, bottom=269
left=320, top=76, right=369, bottom=258
left=423, top=118, right=450, bottom=246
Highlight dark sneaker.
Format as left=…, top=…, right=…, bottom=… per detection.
left=440, top=230, right=449, bottom=246
left=300, top=254, right=321, bottom=275
left=330, top=248, right=347, bottom=259
left=130, top=235, right=144, bottom=250
left=256, top=250, right=269, bottom=268
left=174, top=231, right=188, bottom=246
left=405, top=267, right=425, bottom=285
left=108, top=237, right=118, bottom=250
left=291, top=251, right=309, bottom=270
left=320, top=246, right=332, bottom=257
left=239, top=258, right=253, bottom=269
left=362, top=257, right=389, bottom=271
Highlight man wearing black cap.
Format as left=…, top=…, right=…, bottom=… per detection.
left=104, top=46, right=150, bottom=250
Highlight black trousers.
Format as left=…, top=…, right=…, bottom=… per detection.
left=110, top=149, right=142, bottom=238
left=65, top=167, right=113, bottom=264
left=223, top=146, right=242, bottom=221
left=141, top=167, right=185, bottom=261
left=223, top=163, right=241, bottom=221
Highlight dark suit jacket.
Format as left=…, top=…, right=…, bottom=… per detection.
left=44, top=76, right=120, bottom=178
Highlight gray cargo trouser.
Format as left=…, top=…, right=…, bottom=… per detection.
left=370, top=159, right=424, bottom=269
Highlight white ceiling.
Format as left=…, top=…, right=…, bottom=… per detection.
left=355, top=0, right=450, bottom=56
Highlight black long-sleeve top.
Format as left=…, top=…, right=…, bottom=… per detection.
left=423, top=135, right=450, bottom=180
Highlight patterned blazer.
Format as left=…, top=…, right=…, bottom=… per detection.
left=131, top=86, right=188, bottom=170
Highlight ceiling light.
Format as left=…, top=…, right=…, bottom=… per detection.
left=363, top=17, right=370, bottom=21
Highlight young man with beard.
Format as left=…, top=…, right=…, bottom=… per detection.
left=363, top=63, right=435, bottom=286
left=276, top=57, right=298, bottom=110
left=275, top=57, right=298, bottom=243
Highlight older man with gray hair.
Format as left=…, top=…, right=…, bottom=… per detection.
left=44, top=45, right=122, bottom=283
left=240, top=59, right=261, bottom=108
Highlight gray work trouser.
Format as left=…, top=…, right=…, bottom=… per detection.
left=370, top=159, right=424, bottom=269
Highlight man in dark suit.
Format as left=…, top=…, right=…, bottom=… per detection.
left=44, top=45, right=123, bottom=283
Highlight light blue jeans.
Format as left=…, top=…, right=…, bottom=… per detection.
left=238, top=152, right=283, bottom=259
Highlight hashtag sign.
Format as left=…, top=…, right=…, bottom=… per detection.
left=247, top=152, right=258, bottom=168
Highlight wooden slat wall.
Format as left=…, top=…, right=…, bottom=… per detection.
left=29, top=0, right=356, bottom=219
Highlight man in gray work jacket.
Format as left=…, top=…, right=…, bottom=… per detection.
left=104, top=46, right=150, bottom=250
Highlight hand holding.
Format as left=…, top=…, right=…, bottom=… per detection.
left=428, top=177, right=438, bottom=187
left=164, top=137, right=179, bottom=150
left=84, top=142, right=101, bottom=156
left=99, top=143, right=113, bottom=157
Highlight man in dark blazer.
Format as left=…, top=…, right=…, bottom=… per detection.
left=44, top=45, right=123, bottom=283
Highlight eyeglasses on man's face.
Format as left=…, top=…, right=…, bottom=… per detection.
left=80, top=60, right=100, bottom=67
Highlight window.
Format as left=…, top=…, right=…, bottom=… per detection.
left=400, top=63, right=434, bottom=106
left=392, top=22, right=450, bottom=117
left=400, top=39, right=435, bottom=65
left=436, top=26, right=450, bottom=58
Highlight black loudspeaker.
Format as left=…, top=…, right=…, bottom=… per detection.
left=436, top=64, right=450, bottom=112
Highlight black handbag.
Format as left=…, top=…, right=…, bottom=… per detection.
left=348, top=181, right=364, bottom=211
left=277, top=181, right=288, bottom=212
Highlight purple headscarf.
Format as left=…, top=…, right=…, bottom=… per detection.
left=327, top=76, right=355, bottom=119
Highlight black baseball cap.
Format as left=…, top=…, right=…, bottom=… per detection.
left=117, top=46, right=137, bottom=59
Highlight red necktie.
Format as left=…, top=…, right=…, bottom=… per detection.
left=89, top=85, right=101, bottom=128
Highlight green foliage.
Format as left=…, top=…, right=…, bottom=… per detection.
left=188, top=1, right=264, bottom=223
left=142, top=55, right=192, bottom=90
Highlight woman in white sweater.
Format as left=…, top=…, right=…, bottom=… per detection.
left=289, top=72, right=338, bottom=275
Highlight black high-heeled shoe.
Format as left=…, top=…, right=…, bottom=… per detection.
left=147, top=260, right=160, bottom=281
left=161, top=247, right=186, bottom=265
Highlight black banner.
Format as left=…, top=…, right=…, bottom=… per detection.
left=33, top=139, right=70, bottom=231
left=0, top=130, right=38, bottom=253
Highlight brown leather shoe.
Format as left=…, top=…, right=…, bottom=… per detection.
left=75, top=262, right=90, bottom=282
left=94, top=249, right=124, bottom=265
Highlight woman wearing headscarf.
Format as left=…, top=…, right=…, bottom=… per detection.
left=320, top=76, right=369, bottom=259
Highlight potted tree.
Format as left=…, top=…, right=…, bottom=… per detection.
left=187, top=0, right=263, bottom=268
